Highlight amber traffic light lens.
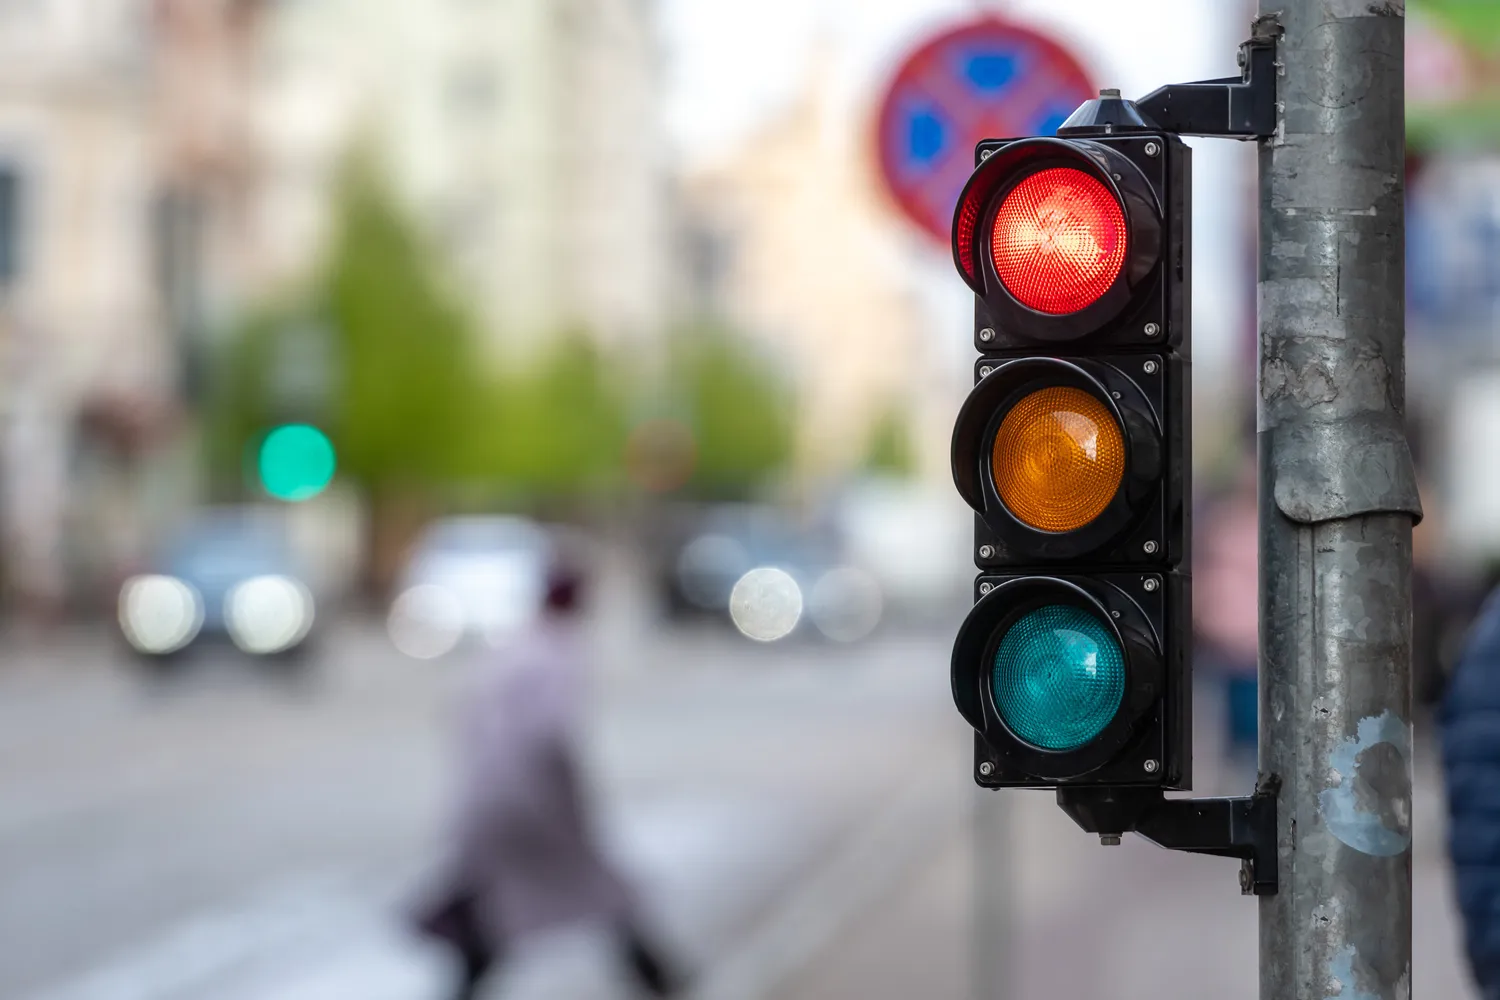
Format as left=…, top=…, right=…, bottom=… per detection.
left=991, top=386, right=1125, bottom=532
left=991, top=167, right=1127, bottom=315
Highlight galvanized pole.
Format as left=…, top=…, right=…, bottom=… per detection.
left=1256, top=3, right=1420, bottom=999
left=972, top=790, right=1011, bottom=1000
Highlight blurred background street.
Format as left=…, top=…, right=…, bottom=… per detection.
left=0, top=0, right=1494, bottom=996
left=0, top=583, right=1475, bottom=1000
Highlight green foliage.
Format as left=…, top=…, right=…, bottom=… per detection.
left=204, top=163, right=793, bottom=510
left=457, top=332, right=628, bottom=500
left=324, top=163, right=477, bottom=491
left=862, top=403, right=916, bottom=478
left=200, top=305, right=285, bottom=499
left=667, top=324, right=795, bottom=498
left=1421, top=0, right=1500, bottom=49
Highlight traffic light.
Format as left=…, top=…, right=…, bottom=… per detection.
left=258, top=423, right=337, bottom=502
left=949, top=126, right=1192, bottom=791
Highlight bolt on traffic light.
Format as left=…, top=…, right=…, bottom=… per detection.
left=949, top=126, right=1192, bottom=791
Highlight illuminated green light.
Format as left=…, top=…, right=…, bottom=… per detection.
left=258, top=424, right=336, bottom=502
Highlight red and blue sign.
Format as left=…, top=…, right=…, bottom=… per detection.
left=875, top=16, right=1097, bottom=244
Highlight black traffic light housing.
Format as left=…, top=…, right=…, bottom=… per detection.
left=957, top=572, right=1190, bottom=789
left=956, top=135, right=1190, bottom=352
left=957, top=352, right=1187, bottom=567
left=945, top=44, right=1283, bottom=895
left=948, top=129, right=1193, bottom=793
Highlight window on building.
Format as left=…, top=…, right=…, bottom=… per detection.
left=0, top=164, right=23, bottom=287
left=448, top=62, right=501, bottom=117
left=152, top=186, right=208, bottom=346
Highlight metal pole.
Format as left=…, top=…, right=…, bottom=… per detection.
left=972, top=790, right=1011, bottom=1000
left=1256, top=4, right=1420, bottom=999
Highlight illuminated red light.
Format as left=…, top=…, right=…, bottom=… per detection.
left=991, top=167, right=1127, bottom=315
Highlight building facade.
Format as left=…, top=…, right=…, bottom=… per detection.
left=252, top=0, right=672, bottom=359
left=683, top=67, right=948, bottom=481
left=0, top=0, right=265, bottom=614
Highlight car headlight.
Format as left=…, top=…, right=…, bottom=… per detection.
left=225, top=575, right=315, bottom=655
left=728, top=566, right=803, bottom=642
left=809, top=567, right=883, bottom=643
left=387, top=583, right=466, bottom=660
left=119, top=575, right=204, bottom=654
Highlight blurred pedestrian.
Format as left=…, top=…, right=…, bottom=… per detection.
left=1411, top=479, right=1483, bottom=709
left=413, top=562, right=683, bottom=1000
left=1442, top=586, right=1500, bottom=999
left=1194, top=450, right=1259, bottom=767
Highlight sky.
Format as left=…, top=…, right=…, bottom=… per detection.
left=657, top=0, right=1259, bottom=386
left=659, top=0, right=1247, bottom=164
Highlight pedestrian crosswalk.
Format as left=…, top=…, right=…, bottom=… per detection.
left=20, top=766, right=966, bottom=1000
left=2, top=626, right=962, bottom=1000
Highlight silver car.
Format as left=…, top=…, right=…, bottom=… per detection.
left=386, top=516, right=553, bottom=659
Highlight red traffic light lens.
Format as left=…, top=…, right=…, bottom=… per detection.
left=991, top=167, right=1127, bottom=315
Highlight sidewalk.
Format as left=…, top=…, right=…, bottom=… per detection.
left=772, top=740, right=1473, bottom=1000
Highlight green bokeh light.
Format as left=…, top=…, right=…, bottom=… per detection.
left=258, top=424, right=336, bottom=502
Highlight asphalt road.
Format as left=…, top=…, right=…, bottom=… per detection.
left=0, top=618, right=968, bottom=1000
left=0, top=614, right=1478, bottom=1000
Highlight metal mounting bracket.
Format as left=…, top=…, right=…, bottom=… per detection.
left=1134, top=36, right=1278, bottom=139
left=1055, top=780, right=1280, bottom=896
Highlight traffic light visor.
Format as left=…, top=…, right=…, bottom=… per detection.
left=991, top=386, right=1124, bottom=533
left=991, top=167, right=1126, bottom=315
left=993, top=603, right=1125, bottom=751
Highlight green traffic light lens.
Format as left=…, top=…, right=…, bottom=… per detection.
left=992, top=604, right=1125, bottom=751
left=259, top=424, right=336, bottom=502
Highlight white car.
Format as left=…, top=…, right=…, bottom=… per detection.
left=386, top=516, right=553, bottom=659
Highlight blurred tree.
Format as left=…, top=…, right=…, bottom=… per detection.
left=206, top=166, right=795, bottom=588
left=1422, top=0, right=1500, bottom=47
left=200, top=305, right=282, bottom=500
left=861, top=402, right=916, bottom=478
left=457, top=331, right=628, bottom=503
left=324, top=162, right=477, bottom=492
left=666, top=324, right=795, bottom=498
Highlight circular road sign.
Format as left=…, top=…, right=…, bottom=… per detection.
left=875, top=16, right=1097, bottom=244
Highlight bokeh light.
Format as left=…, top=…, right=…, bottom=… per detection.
left=808, top=567, right=883, bottom=642
left=258, top=424, right=337, bottom=502
left=387, top=583, right=467, bottom=660
left=729, top=567, right=804, bottom=642
left=625, top=418, right=698, bottom=493
left=224, top=575, right=315, bottom=655
left=118, top=575, right=204, bottom=655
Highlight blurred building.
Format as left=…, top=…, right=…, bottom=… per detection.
left=252, top=0, right=672, bottom=359
left=154, top=0, right=267, bottom=364
left=0, top=0, right=672, bottom=615
left=684, top=64, right=938, bottom=479
left=0, top=0, right=267, bottom=614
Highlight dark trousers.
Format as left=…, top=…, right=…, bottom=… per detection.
left=419, top=891, right=681, bottom=999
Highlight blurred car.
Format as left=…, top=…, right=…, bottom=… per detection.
left=117, top=508, right=318, bottom=663
left=386, top=516, right=554, bottom=659
left=830, top=477, right=972, bottom=623
left=657, top=504, right=883, bottom=643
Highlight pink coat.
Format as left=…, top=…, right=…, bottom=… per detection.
left=440, top=623, right=635, bottom=944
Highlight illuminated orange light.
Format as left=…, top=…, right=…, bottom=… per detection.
left=991, top=386, right=1125, bottom=532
